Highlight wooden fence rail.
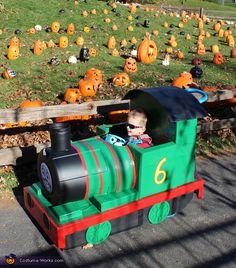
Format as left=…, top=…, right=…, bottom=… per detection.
left=0, top=89, right=235, bottom=124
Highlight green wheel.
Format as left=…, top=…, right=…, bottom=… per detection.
left=86, top=221, right=112, bottom=245
left=148, top=202, right=170, bottom=224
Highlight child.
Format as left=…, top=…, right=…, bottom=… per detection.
left=126, top=108, right=152, bottom=148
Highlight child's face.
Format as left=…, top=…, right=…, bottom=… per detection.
left=127, top=116, right=146, bottom=136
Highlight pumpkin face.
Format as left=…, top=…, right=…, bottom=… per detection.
left=172, top=72, right=194, bottom=88
left=112, top=73, right=131, bottom=87
left=196, top=43, right=205, bottom=54
left=124, top=57, right=138, bottom=73
left=51, top=21, right=60, bottom=33
left=33, top=40, right=43, bottom=55
left=192, top=58, right=203, bottom=65
left=59, top=36, right=68, bottom=48
left=85, top=68, right=103, bottom=89
left=112, top=48, right=119, bottom=56
left=2, top=68, right=16, bottom=79
left=7, top=45, right=19, bottom=60
left=64, top=88, right=81, bottom=103
left=9, top=36, right=20, bottom=47
left=107, top=36, right=116, bottom=49
left=83, top=26, right=90, bottom=33
left=227, top=36, right=235, bottom=47
left=78, top=78, right=97, bottom=97
left=177, top=50, right=184, bottom=59
left=47, top=40, right=55, bottom=48
left=67, top=23, right=75, bottom=35
left=76, top=36, right=84, bottom=46
left=213, top=53, right=224, bottom=64
left=137, top=37, right=158, bottom=64
left=88, top=48, right=97, bottom=57
left=27, top=28, right=36, bottom=34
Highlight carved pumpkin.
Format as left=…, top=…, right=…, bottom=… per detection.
left=67, top=23, right=75, bottom=35
left=64, top=88, right=81, bottom=103
left=137, top=37, right=158, bottom=64
left=82, top=11, right=88, bottom=17
left=47, top=40, right=55, bottom=48
left=19, top=99, right=43, bottom=108
left=163, top=21, right=169, bottom=28
left=211, top=44, right=219, bottom=54
left=190, top=66, right=203, bottom=78
left=165, top=47, right=173, bottom=54
left=196, top=43, right=205, bottom=55
left=213, top=53, right=224, bottom=64
left=9, top=36, right=20, bottom=47
left=51, top=21, right=60, bottom=33
left=192, top=58, right=203, bottom=65
left=213, top=23, right=221, bottom=32
left=85, top=68, right=103, bottom=89
left=88, top=48, right=97, bottom=57
left=198, top=20, right=204, bottom=29
left=172, top=72, right=197, bottom=89
left=177, top=50, right=184, bottom=59
left=83, top=26, right=90, bottom=33
left=124, top=57, right=138, bottom=73
left=2, top=68, right=16, bottom=79
left=112, top=25, right=118, bottom=31
left=76, top=36, right=84, bottom=46
left=78, top=78, right=97, bottom=97
left=185, top=34, right=191, bottom=40
left=59, top=36, right=68, bottom=48
left=107, top=36, right=116, bottom=49
left=130, top=4, right=137, bottom=14
left=127, top=25, right=134, bottom=31
left=227, top=36, right=235, bottom=47
left=231, top=48, right=236, bottom=58
left=7, top=45, right=19, bottom=60
left=131, top=37, right=137, bottom=44
left=111, top=48, right=119, bottom=56
left=34, top=40, right=44, bottom=55
left=218, top=29, right=224, bottom=38
left=90, top=9, right=96, bottom=15
left=103, top=9, right=108, bottom=15
left=112, top=73, right=131, bottom=87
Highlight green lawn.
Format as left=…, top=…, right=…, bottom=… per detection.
left=0, top=0, right=235, bottom=109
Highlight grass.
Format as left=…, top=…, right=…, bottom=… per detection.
left=0, top=0, right=235, bottom=109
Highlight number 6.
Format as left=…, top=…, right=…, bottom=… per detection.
left=154, top=157, right=167, bottom=185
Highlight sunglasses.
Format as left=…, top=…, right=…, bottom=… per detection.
left=126, top=123, right=142, bottom=129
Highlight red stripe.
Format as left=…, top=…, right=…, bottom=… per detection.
left=71, top=143, right=89, bottom=199
left=80, top=140, right=103, bottom=195
left=125, top=146, right=137, bottom=188
left=95, top=137, right=121, bottom=192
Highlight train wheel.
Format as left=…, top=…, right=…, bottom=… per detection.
left=86, top=221, right=112, bottom=245
left=168, top=193, right=194, bottom=216
left=148, top=202, right=170, bottom=224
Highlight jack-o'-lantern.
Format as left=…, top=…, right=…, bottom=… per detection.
left=112, top=25, right=118, bottom=31
left=137, top=37, right=158, bottom=64
left=7, top=45, right=19, bottom=60
left=131, top=37, right=137, bottom=44
left=192, top=58, right=203, bottom=65
left=90, top=9, right=96, bottom=15
left=152, top=30, right=159, bottom=36
left=177, top=50, right=184, bottom=59
left=128, top=15, right=133, bottom=21
left=64, top=88, right=81, bottom=103
left=104, top=18, right=112, bottom=23
left=33, top=40, right=43, bottom=55
left=213, top=23, right=221, bottom=32
left=59, top=36, right=68, bottom=48
left=182, top=17, right=188, bottom=23
left=185, top=34, right=191, bottom=40
left=196, top=43, right=205, bottom=54
left=107, top=36, right=116, bottom=49
left=67, top=23, right=75, bottom=35
left=163, top=21, right=169, bottom=28
left=130, top=4, right=137, bottom=14
left=85, top=68, right=103, bottom=89
left=205, top=32, right=211, bottom=38
left=27, top=28, right=36, bottom=34
left=172, top=72, right=197, bottom=89
left=51, top=21, right=60, bottom=33
left=198, top=20, right=204, bottom=29
left=124, top=57, right=137, bottom=73
left=88, top=48, right=97, bottom=57
left=103, top=9, right=108, bottom=15
left=127, top=25, right=134, bottom=31
left=112, top=73, right=131, bottom=87
left=165, top=47, right=173, bottom=54
left=211, top=44, right=219, bottom=54
left=76, top=36, right=84, bottom=46
left=170, top=40, right=177, bottom=48
left=47, top=40, right=55, bottom=48
left=19, top=99, right=43, bottom=108
left=199, top=29, right=205, bottom=36
left=9, top=36, right=20, bottom=47
left=178, top=22, right=184, bottom=28
left=2, top=68, right=16, bottom=79
left=112, top=49, right=119, bottom=56
left=218, top=29, right=224, bottom=38
left=213, top=53, right=224, bottom=64
left=181, top=10, right=187, bottom=17
left=78, top=78, right=97, bottom=97
left=82, top=11, right=88, bottom=17
left=121, top=39, right=127, bottom=47
left=83, top=26, right=90, bottom=33
left=227, top=36, right=235, bottom=47
left=231, top=48, right=236, bottom=58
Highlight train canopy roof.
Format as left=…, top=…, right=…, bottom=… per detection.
left=123, top=86, right=207, bottom=124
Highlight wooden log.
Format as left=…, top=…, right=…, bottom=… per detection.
left=197, top=118, right=236, bottom=134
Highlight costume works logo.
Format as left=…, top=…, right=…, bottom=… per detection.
left=4, top=254, right=17, bottom=265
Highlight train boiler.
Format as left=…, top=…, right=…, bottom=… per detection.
left=24, top=86, right=207, bottom=249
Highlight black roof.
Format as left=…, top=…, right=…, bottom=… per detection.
left=123, top=86, right=207, bottom=122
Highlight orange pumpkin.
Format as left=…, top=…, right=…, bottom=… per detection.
left=19, top=99, right=43, bottom=108
left=59, top=36, right=68, bottom=48
left=124, top=57, right=138, bottom=73
left=85, top=68, right=103, bottom=89
left=111, top=48, right=119, bottom=56
left=212, top=53, right=224, bottom=64
left=78, top=78, right=97, bottom=97
left=27, top=28, right=36, bottom=34
left=9, top=36, right=20, bottom=47
left=231, top=48, right=236, bottom=58
left=83, top=26, right=90, bottom=33
left=177, top=50, right=184, bottom=59
left=131, top=37, right=137, bottom=44
left=67, top=23, right=75, bottom=35
left=76, top=36, right=84, bottom=46
left=213, top=23, right=221, bottom=32
left=211, top=44, right=219, bottom=54
left=196, top=43, right=205, bottom=55
left=33, top=40, right=43, bottom=55
left=64, top=88, right=81, bottom=103
left=112, top=73, right=131, bottom=87
left=107, top=36, right=116, bottom=49
left=137, top=37, right=158, bottom=64
left=172, top=72, right=198, bottom=89
left=7, top=45, right=19, bottom=60
left=51, top=21, right=60, bottom=33
left=88, top=48, right=97, bottom=57
left=47, top=40, right=55, bottom=48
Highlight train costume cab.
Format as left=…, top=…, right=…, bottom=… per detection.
left=24, top=86, right=207, bottom=249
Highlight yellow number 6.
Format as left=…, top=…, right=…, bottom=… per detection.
left=154, top=157, right=167, bottom=185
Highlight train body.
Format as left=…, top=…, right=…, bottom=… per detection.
left=24, top=86, right=206, bottom=249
